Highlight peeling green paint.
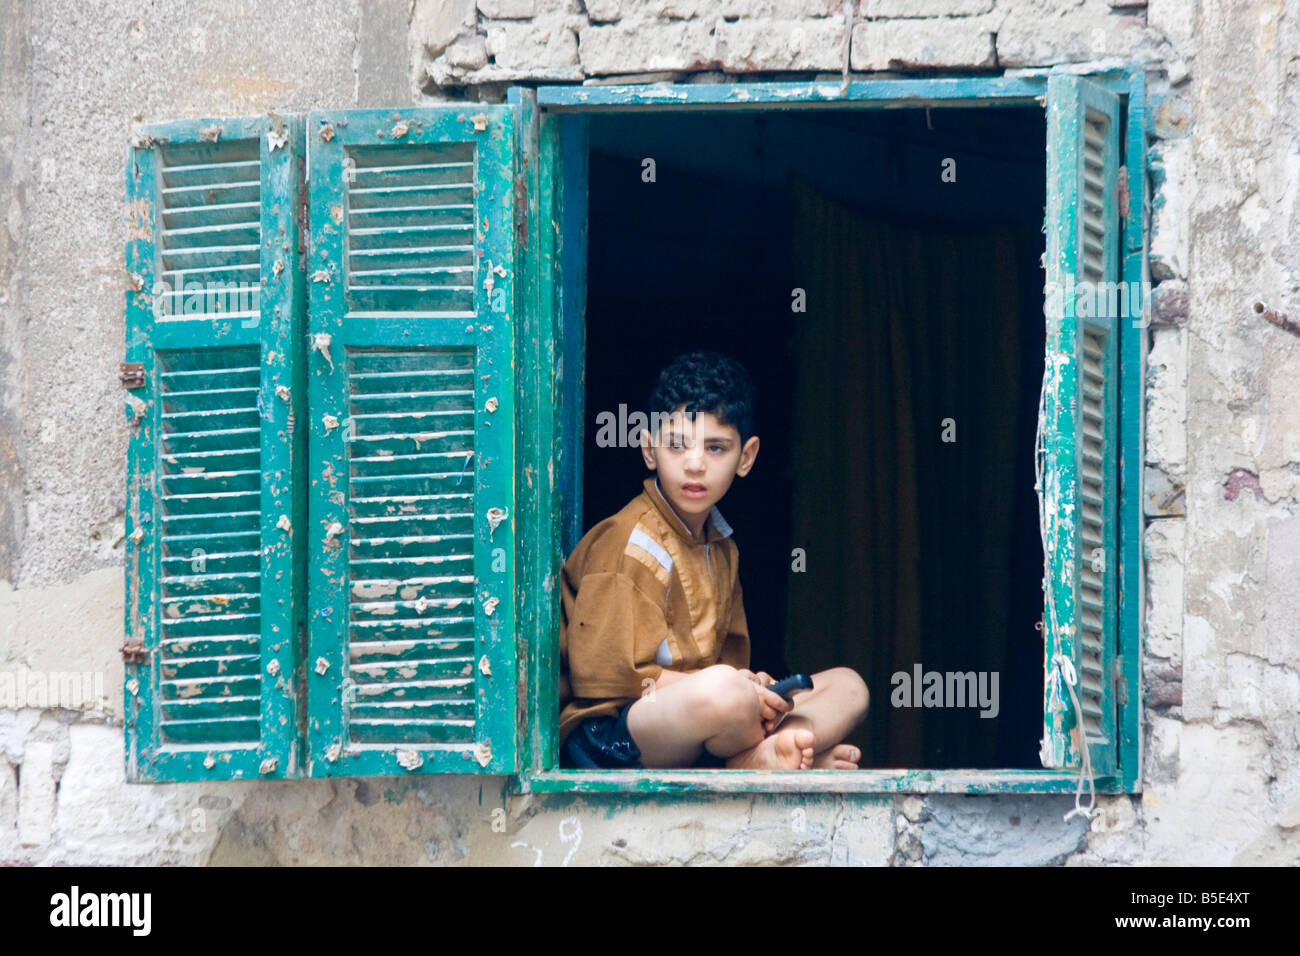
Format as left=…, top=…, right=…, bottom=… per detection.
left=304, top=107, right=518, bottom=777
left=1041, top=74, right=1121, bottom=778
left=123, top=114, right=308, bottom=782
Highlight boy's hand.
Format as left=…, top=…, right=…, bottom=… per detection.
left=737, top=669, right=791, bottom=734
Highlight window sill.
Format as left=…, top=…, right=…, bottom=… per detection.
left=515, top=768, right=1125, bottom=795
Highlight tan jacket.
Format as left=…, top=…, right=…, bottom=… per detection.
left=558, top=475, right=751, bottom=748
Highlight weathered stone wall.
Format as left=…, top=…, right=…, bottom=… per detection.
left=414, top=0, right=1182, bottom=89
left=1, top=0, right=1297, bottom=865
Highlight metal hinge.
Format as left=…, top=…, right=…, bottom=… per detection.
left=1112, top=654, right=1127, bottom=706
left=1116, top=165, right=1130, bottom=220
left=514, top=172, right=528, bottom=251
left=120, top=641, right=148, bottom=664
left=119, top=362, right=145, bottom=389
left=298, top=181, right=309, bottom=264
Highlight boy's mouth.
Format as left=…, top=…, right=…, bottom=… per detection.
left=681, top=483, right=708, bottom=499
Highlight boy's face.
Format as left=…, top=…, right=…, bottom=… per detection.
left=640, top=407, right=759, bottom=533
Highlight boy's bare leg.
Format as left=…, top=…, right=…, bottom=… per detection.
left=766, top=667, right=870, bottom=769
left=626, top=665, right=815, bottom=770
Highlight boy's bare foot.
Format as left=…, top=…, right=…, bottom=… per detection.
left=811, top=744, right=860, bottom=770
left=724, top=728, right=816, bottom=770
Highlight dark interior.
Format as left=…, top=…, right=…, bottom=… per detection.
left=580, top=106, right=1047, bottom=768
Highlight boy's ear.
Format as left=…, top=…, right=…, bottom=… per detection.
left=639, top=426, right=657, bottom=470
left=736, top=435, right=760, bottom=477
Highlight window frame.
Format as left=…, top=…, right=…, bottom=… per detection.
left=509, top=69, right=1147, bottom=796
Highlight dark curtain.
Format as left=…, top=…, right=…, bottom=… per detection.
left=783, top=175, right=1024, bottom=767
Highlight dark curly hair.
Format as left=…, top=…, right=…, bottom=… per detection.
left=647, top=350, right=757, bottom=446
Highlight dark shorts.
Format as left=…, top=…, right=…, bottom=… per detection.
left=561, top=700, right=728, bottom=770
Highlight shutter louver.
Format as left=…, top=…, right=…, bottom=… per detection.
left=345, top=144, right=477, bottom=317
left=345, top=348, right=478, bottom=745
left=1039, top=76, right=1121, bottom=776
left=124, top=115, right=307, bottom=782
left=306, top=108, right=517, bottom=776
left=157, top=346, right=263, bottom=745
left=156, top=139, right=262, bottom=321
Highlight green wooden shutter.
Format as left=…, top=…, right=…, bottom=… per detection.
left=305, top=108, right=517, bottom=776
left=124, top=115, right=307, bottom=782
left=1039, top=76, right=1121, bottom=775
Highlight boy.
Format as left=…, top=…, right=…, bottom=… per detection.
left=558, top=350, right=870, bottom=770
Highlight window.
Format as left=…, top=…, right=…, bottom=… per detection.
left=123, top=69, right=1145, bottom=793
left=519, top=71, right=1145, bottom=795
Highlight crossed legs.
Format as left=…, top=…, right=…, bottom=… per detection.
left=625, top=664, right=870, bottom=770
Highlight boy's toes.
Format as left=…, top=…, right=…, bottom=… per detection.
left=767, top=728, right=816, bottom=769
left=729, top=728, right=823, bottom=770
left=793, top=729, right=816, bottom=769
left=812, top=744, right=861, bottom=770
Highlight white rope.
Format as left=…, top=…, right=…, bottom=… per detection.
left=1033, top=354, right=1055, bottom=641
left=1035, top=354, right=1098, bottom=823
left=1053, top=654, right=1098, bottom=822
